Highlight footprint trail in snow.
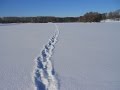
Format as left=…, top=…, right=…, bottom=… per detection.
left=33, top=23, right=59, bottom=90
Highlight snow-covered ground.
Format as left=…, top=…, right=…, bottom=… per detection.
left=0, top=23, right=120, bottom=90
left=54, top=23, right=120, bottom=90
left=0, top=23, right=55, bottom=90
left=101, top=19, right=120, bottom=22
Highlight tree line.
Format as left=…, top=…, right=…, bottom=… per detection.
left=0, top=9, right=120, bottom=23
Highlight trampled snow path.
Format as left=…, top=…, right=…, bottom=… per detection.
left=33, top=24, right=59, bottom=90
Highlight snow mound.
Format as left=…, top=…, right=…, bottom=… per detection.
left=101, top=19, right=120, bottom=22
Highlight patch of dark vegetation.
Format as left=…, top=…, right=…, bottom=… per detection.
left=0, top=9, right=120, bottom=23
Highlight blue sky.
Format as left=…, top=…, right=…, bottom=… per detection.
left=0, top=0, right=120, bottom=17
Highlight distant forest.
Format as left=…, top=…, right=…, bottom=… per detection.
left=0, top=9, right=120, bottom=23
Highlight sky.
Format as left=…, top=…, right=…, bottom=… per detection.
left=0, top=0, right=120, bottom=17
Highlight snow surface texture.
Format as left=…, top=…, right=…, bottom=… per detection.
left=0, top=23, right=55, bottom=90
left=0, top=23, right=120, bottom=90
left=54, top=23, right=120, bottom=90
left=33, top=24, right=59, bottom=90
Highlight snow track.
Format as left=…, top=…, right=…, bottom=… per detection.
left=33, top=24, right=59, bottom=90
